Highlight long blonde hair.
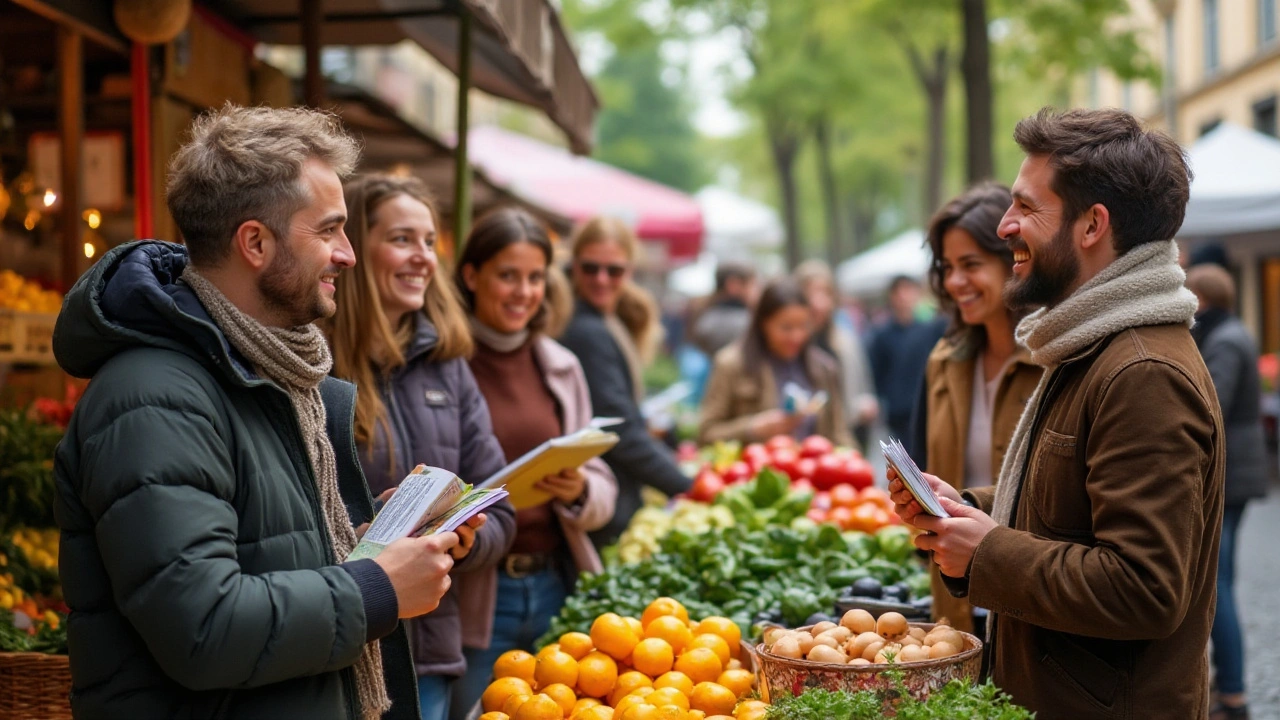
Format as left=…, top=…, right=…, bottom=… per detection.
left=570, top=217, right=661, bottom=361
left=328, top=173, right=473, bottom=448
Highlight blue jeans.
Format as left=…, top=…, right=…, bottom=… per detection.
left=419, top=674, right=452, bottom=720
left=1211, top=503, right=1248, bottom=695
left=449, top=567, right=570, bottom=720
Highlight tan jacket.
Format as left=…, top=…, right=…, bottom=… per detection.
left=921, top=335, right=1042, bottom=632
left=963, top=324, right=1224, bottom=720
left=456, top=336, right=618, bottom=649
left=698, top=343, right=854, bottom=447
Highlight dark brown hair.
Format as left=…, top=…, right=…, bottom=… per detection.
left=1013, top=107, right=1192, bottom=255
left=455, top=207, right=570, bottom=336
left=927, top=183, right=1016, bottom=338
left=740, top=277, right=813, bottom=381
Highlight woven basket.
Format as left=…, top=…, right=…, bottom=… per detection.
left=0, top=652, right=72, bottom=720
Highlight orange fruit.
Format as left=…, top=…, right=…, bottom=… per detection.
left=485, top=678, right=535, bottom=713
left=625, top=616, right=646, bottom=638
left=620, top=703, right=659, bottom=720
left=560, top=632, right=595, bottom=661
left=503, top=694, right=534, bottom=718
left=479, top=713, right=511, bottom=720
left=542, top=683, right=578, bottom=717
left=693, top=618, right=742, bottom=659
left=647, top=687, right=691, bottom=711
left=687, top=712, right=706, bottom=720
left=716, top=670, right=754, bottom=699
left=654, top=671, right=695, bottom=696
left=495, top=650, right=538, bottom=683
left=576, top=651, right=619, bottom=699
left=687, top=635, right=731, bottom=667
left=645, top=616, right=694, bottom=655
left=592, top=614, right=641, bottom=661
left=571, top=698, right=602, bottom=717
left=673, top=648, right=723, bottom=685
left=536, top=650, right=580, bottom=690
left=577, top=707, right=614, bottom=720
left=653, top=706, right=687, bottom=720
left=632, top=638, right=675, bottom=677
left=642, top=598, right=690, bottom=628
left=704, top=716, right=734, bottom=720
left=734, top=700, right=767, bottom=720
left=539, top=644, right=563, bottom=660
left=689, top=683, right=736, bottom=717
left=514, top=693, right=566, bottom=720
left=612, top=693, right=651, bottom=720
left=609, top=673, right=654, bottom=706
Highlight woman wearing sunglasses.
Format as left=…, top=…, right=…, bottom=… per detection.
left=326, top=174, right=516, bottom=720
left=697, top=277, right=853, bottom=446
left=558, top=217, right=691, bottom=548
left=447, top=208, right=618, bottom=718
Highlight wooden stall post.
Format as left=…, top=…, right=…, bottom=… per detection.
left=57, top=26, right=84, bottom=290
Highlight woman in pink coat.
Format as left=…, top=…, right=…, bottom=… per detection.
left=449, top=208, right=618, bottom=718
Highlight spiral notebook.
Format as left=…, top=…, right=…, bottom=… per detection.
left=880, top=438, right=950, bottom=518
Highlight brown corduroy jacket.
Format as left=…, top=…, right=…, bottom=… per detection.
left=921, top=334, right=1042, bottom=633
left=958, top=324, right=1225, bottom=720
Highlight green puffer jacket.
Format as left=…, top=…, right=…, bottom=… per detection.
left=52, top=241, right=419, bottom=720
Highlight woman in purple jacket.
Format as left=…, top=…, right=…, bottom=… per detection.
left=448, top=208, right=619, bottom=719
left=328, top=174, right=516, bottom=720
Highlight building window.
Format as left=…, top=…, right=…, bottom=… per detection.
left=1255, top=95, right=1279, bottom=137
left=1205, top=0, right=1220, bottom=74
left=1200, top=118, right=1223, bottom=137
left=1263, top=0, right=1278, bottom=45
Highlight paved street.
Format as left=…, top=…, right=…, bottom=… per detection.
left=1237, top=482, right=1280, bottom=719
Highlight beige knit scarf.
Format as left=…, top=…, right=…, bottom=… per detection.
left=183, top=267, right=391, bottom=720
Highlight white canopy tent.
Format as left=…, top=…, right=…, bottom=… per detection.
left=836, top=229, right=930, bottom=299
left=668, top=188, right=785, bottom=297
left=1179, top=122, right=1280, bottom=237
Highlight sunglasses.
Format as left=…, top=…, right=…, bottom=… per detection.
left=577, top=261, right=628, bottom=279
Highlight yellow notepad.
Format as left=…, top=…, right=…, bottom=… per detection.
left=478, top=419, right=622, bottom=510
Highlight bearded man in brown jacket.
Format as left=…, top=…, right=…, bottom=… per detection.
left=891, top=107, right=1225, bottom=720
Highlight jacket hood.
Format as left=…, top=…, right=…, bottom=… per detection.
left=53, top=241, right=249, bottom=381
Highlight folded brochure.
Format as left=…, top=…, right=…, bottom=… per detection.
left=782, top=382, right=829, bottom=416
left=346, top=465, right=509, bottom=561
left=477, top=418, right=622, bottom=510
left=879, top=438, right=950, bottom=518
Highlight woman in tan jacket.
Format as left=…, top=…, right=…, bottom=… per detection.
left=699, top=278, right=853, bottom=447
left=913, top=183, right=1042, bottom=634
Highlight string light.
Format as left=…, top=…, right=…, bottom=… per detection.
left=83, top=242, right=95, bottom=258
left=42, top=189, right=57, bottom=207
left=83, top=209, right=102, bottom=229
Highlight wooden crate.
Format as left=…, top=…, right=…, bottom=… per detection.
left=0, top=310, right=58, bottom=365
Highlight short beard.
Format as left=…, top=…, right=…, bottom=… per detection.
left=258, top=238, right=328, bottom=327
left=1004, top=219, right=1080, bottom=311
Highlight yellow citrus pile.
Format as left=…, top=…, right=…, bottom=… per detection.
left=479, top=598, right=765, bottom=720
left=0, top=270, right=62, bottom=313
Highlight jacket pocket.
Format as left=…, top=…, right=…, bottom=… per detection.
left=1026, top=429, right=1093, bottom=539
left=1037, top=630, right=1128, bottom=716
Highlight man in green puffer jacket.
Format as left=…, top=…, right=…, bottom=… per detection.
left=52, top=106, right=466, bottom=719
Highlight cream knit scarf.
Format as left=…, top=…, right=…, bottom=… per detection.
left=183, top=267, right=391, bottom=720
left=990, top=240, right=1198, bottom=529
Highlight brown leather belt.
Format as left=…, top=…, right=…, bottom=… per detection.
left=503, top=553, right=553, bottom=578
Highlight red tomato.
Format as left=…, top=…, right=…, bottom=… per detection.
left=795, top=457, right=817, bottom=482
left=687, top=469, right=726, bottom=503
left=812, top=491, right=832, bottom=511
left=806, top=508, right=828, bottom=524
left=828, top=506, right=855, bottom=531
left=848, top=503, right=882, bottom=533
left=847, top=455, right=875, bottom=490
left=791, top=478, right=815, bottom=494
left=798, top=435, right=834, bottom=458
left=765, top=435, right=797, bottom=453
left=829, top=483, right=859, bottom=509
left=810, top=454, right=849, bottom=490
left=675, top=441, right=700, bottom=463
left=768, top=447, right=801, bottom=480
left=721, top=460, right=753, bottom=485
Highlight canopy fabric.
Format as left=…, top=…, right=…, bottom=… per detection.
left=836, top=229, right=930, bottom=299
left=1180, top=122, right=1280, bottom=238
left=694, top=186, right=783, bottom=259
left=465, top=125, right=705, bottom=262
left=205, top=0, right=598, bottom=154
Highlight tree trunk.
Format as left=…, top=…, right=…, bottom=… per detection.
left=814, top=117, right=843, bottom=267
left=961, top=0, right=994, bottom=183
left=848, top=195, right=877, bottom=257
left=767, top=114, right=803, bottom=270
left=923, top=47, right=948, bottom=221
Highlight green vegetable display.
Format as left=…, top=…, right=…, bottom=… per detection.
left=766, top=679, right=1035, bottom=720
left=714, top=468, right=814, bottom=530
left=0, top=609, right=66, bottom=654
left=0, top=407, right=62, bottom=531
left=543, top=523, right=928, bottom=647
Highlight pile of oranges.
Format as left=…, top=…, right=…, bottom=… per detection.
left=0, top=270, right=62, bottom=313
left=479, top=598, right=766, bottom=720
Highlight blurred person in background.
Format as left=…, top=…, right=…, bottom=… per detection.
left=794, top=260, right=879, bottom=446
left=329, top=174, right=516, bottom=720
left=868, top=276, right=947, bottom=446
left=449, top=208, right=618, bottom=718
left=1186, top=264, right=1267, bottom=720
left=691, top=260, right=757, bottom=357
left=698, top=277, right=853, bottom=446
left=559, top=217, right=691, bottom=548
left=910, top=183, right=1042, bottom=635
